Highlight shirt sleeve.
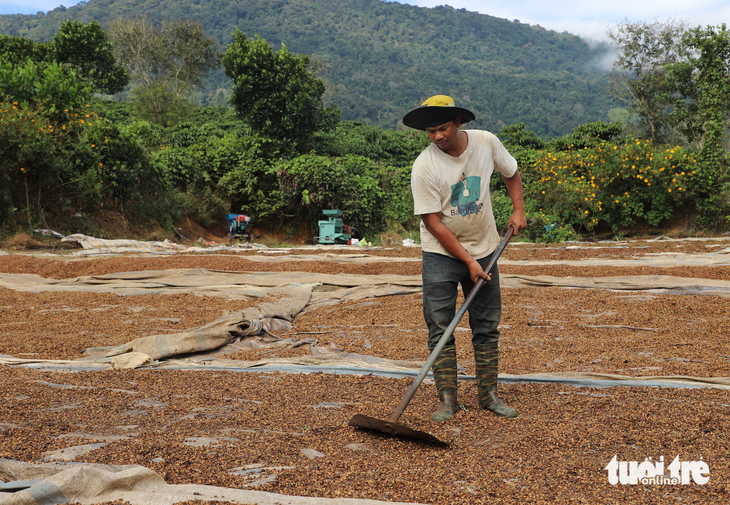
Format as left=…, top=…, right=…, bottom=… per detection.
left=411, top=156, right=443, bottom=216
left=490, top=133, right=518, bottom=178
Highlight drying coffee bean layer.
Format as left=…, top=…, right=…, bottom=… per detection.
left=1, top=273, right=728, bottom=377
left=1, top=248, right=729, bottom=504
left=1, top=369, right=727, bottom=504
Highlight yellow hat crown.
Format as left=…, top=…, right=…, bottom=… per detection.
left=421, top=95, right=455, bottom=107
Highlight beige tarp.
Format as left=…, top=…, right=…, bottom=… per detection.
left=0, top=351, right=427, bottom=374
left=61, top=233, right=401, bottom=257
left=3, top=269, right=730, bottom=300
left=501, top=372, right=730, bottom=389
left=501, top=252, right=730, bottom=267
left=0, top=268, right=730, bottom=302
left=502, top=274, right=730, bottom=297
left=0, top=270, right=422, bottom=300
left=104, top=283, right=313, bottom=361
left=2, top=352, right=728, bottom=390
left=0, top=459, right=423, bottom=505
left=62, top=233, right=261, bottom=255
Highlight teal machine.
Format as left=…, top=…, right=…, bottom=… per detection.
left=316, top=209, right=352, bottom=244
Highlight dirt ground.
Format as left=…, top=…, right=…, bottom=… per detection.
left=1, top=239, right=729, bottom=504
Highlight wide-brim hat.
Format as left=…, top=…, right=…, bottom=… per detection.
left=402, top=95, right=475, bottom=130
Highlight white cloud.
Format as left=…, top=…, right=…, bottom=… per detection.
left=392, top=0, right=730, bottom=41
left=0, top=0, right=79, bottom=15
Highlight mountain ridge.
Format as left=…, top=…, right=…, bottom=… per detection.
left=0, top=0, right=615, bottom=137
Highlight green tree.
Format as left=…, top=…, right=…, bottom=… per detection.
left=107, top=17, right=221, bottom=126
left=498, top=123, right=546, bottom=149
left=0, top=23, right=127, bottom=95
left=0, top=34, right=49, bottom=66
left=665, top=24, right=730, bottom=229
left=223, top=30, right=340, bottom=151
left=0, top=59, right=92, bottom=115
left=666, top=24, right=730, bottom=164
left=606, top=19, right=690, bottom=143
left=51, top=20, right=129, bottom=94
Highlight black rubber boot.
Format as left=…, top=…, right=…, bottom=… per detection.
left=474, top=342, right=517, bottom=418
left=431, top=344, right=458, bottom=422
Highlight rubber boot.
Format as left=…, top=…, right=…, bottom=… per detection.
left=430, top=344, right=458, bottom=422
left=474, top=342, right=517, bottom=418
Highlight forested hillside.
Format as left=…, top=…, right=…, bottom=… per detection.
left=0, top=0, right=613, bottom=137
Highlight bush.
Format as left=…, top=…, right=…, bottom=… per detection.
left=526, top=139, right=696, bottom=233
left=272, top=154, right=387, bottom=235
left=0, top=59, right=92, bottom=117
left=0, top=97, right=172, bottom=226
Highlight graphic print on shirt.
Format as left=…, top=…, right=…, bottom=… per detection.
left=450, top=173, right=482, bottom=219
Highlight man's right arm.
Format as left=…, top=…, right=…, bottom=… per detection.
left=421, top=213, right=491, bottom=284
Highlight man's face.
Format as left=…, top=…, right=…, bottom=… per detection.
left=425, top=117, right=462, bottom=151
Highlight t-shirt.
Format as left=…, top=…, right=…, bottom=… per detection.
left=411, top=129, right=517, bottom=260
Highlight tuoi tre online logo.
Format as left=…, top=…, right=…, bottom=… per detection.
left=606, top=455, right=710, bottom=485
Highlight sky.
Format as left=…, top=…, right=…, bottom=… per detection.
left=1, top=0, right=728, bottom=42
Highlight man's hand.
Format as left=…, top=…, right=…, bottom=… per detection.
left=467, top=258, right=492, bottom=284
left=422, top=213, right=490, bottom=284
left=508, top=209, right=528, bottom=236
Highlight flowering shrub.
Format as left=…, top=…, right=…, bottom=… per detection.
left=0, top=99, right=167, bottom=226
left=526, top=140, right=696, bottom=233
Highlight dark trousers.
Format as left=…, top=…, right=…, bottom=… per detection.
left=422, top=250, right=502, bottom=350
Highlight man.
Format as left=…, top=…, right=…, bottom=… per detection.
left=404, top=95, right=527, bottom=421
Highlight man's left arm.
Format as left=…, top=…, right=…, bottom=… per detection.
left=501, top=169, right=527, bottom=235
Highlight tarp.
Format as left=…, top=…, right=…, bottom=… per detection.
left=501, top=252, right=730, bottom=267
left=0, top=459, right=424, bottom=505
left=3, top=269, right=730, bottom=300
left=101, top=283, right=313, bottom=361
left=61, top=234, right=391, bottom=256
left=0, top=270, right=422, bottom=300
left=62, top=233, right=264, bottom=255
left=0, top=351, right=428, bottom=374
left=502, top=274, right=730, bottom=298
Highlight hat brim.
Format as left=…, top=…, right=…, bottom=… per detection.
left=402, top=106, right=475, bottom=130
